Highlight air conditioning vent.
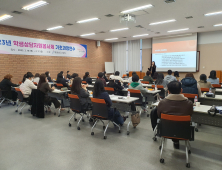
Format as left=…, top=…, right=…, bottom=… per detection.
left=165, top=0, right=175, bottom=3
left=198, top=26, right=204, bottom=28
left=185, top=16, right=193, bottom=19
left=12, top=11, right=22, bottom=14
left=99, top=31, right=106, bottom=33
left=135, top=25, right=143, bottom=28
left=105, top=14, right=114, bottom=17
left=155, top=32, right=160, bottom=34
left=66, top=23, right=73, bottom=26
left=122, top=37, right=127, bottom=38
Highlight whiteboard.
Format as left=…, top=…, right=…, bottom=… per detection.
left=105, top=62, right=114, bottom=73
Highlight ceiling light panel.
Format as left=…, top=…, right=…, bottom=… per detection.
left=46, top=26, right=63, bottom=31
left=168, top=28, right=189, bottom=33
left=0, top=14, right=13, bottom=22
left=105, top=38, right=118, bottom=41
left=133, top=34, right=149, bottom=37
left=149, top=19, right=176, bottom=25
left=80, top=33, right=95, bottom=36
left=214, top=24, right=222, bottom=27
left=204, top=11, right=222, bottom=16
left=76, top=18, right=99, bottom=23
left=121, top=4, right=153, bottom=14
left=22, top=1, right=48, bottom=11
left=110, top=28, right=129, bottom=32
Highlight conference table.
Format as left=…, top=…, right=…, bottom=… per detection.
left=199, top=94, right=222, bottom=106
left=215, top=88, right=222, bottom=95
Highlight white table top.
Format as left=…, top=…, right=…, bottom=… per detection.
left=51, top=89, right=70, bottom=94
left=200, top=94, right=222, bottom=100
left=122, top=88, right=160, bottom=94
left=48, top=82, right=56, bottom=85
left=109, top=95, right=139, bottom=104
left=142, top=84, right=152, bottom=87
left=216, top=89, right=222, bottom=92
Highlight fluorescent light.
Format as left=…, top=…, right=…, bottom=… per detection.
left=205, top=11, right=222, bottom=16
left=22, top=1, right=48, bottom=10
left=214, top=24, right=222, bottom=27
left=46, top=26, right=63, bottom=31
left=77, top=18, right=100, bottom=23
left=80, top=33, right=95, bottom=36
left=133, top=34, right=149, bottom=37
left=105, top=38, right=118, bottom=41
left=149, top=19, right=176, bottom=25
left=121, top=4, right=153, bottom=14
left=0, top=14, right=13, bottom=22
left=168, top=28, right=189, bottom=33
left=110, top=28, right=129, bottom=32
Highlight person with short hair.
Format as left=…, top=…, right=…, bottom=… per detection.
left=164, top=70, right=177, bottom=83
left=151, top=81, right=193, bottom=149
left=33, top=73, right=40, bottom=84
left=97, top=72, right=107, bottom=87
left=20, top=72, right=37, bottom=98
left=128, top=72, right=141, bottom=84
left=103, top=71, right=109, bottom=82
left=198, top=74, right=213, bottom=89
left=111, top=71, right=124, bottom=83
left=0, top=74, right=18, bottom=102
left=108, top=76, right=124, bottom=96
left=45, top=71, right=53, bottom=82
left=207, top=70, right=219, bottom=84
left=57, top=72, right=69, bottom=88
left=174, top=71, right=180, bottom=81
left=153, top=72, right=158, bottom=80
left=67, top=71, right=72, bottom=80
left=83, top=72, right=92, bottom=84
left=143, top=71, right=154, bottom=84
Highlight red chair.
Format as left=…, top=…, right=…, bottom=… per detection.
left=18, top=82, right=22, bottom=85
left=56, top=83, right=63, bottom=89
left=82, top=81, right=87, bottom=84
left=104, top=87, right=115, bottom=95
left=141, top=81, right=149, bottom=84
left=201, top=88, right=209, bottom=92
left=212, top=84, right=221, bottom=88
left=33, top=82, right=37, bottom=85
left=182, top=93, right=198, bottom=103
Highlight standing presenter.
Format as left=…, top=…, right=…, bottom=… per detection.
left=148, top=61, right=156, bottom=78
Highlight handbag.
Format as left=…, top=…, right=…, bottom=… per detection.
left=131, top=112, right=140, bottom=127
left=208, top=105, right=219, bottom=117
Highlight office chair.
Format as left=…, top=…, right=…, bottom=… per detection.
left=212, top=84, right=221, bottom=88
left=158, top=113, right=194, bottom=168
left=82, top=81, right=87, bottom=84
left=152, top=85, right=165, bottom=98
left=104, top=87, right=115, bottom=95
left=182, top=93, right=198, bottom=103
left=90, top=98, right=121, bottom=139
left=56, top=83, right=63, bottom=89
left=15, top=88, right=29, bottom=115
left=141, top=81, right=149, bottom=84
left=201, top=88, right=209, bottom=93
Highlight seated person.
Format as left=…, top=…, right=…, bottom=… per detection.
left=20, top=72, right=37, bottom=98
left=97, top=72, right=107, bottom=87
left=37, top=74, right=61, bottom=111
left=66, top=71, right=72, bottom=79
left=56, top=72, right=69, bottom=88
left=112, top=71, right=124, bottom=83
left=129, top=72, right=141, bottom=84
left=70, top=73, right=78, bottom=85
left=198, top=74, right=213, bottom=89
left=0, top=74, right=18, bottom=103
left=155, top=73, right=168, bottom=88
left=143, top=71, right=154, bottom=84
left=93, top=80, right=125, bottom=125
left=71, top=77, right=91, bottom=110
left=181, top=73, right=201, bottom=96
left=83, top=72, right=92, bottom=84
left=207, top=70, right=219, bottom=84
left=103, top=71, right=109, bottom=82
left=164, top=70, right=177, bottom=83
left=108, top=75, right=124, bottom=96
left=152, top=72, right=158, bottom=80
left=151, top=81, right=193, bottom=149
left=174, top=71, right=180, bottom=81
left=45, top=71, right=53, bottom=82
left=33, top=73, right=40, bottom=84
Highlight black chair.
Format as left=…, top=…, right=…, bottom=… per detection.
left=152, top=85, right=165, bottom=98
left=68, top=94, right=87, bottom=130
left=0, top=89, right=6, bottom=108
left=158, top=113, right=194, bottom=168
left=15, top=88, right=29, bottom=115
left=90, top=98, right=121, bottom=139
left=0, top=89, right=14, bottom=108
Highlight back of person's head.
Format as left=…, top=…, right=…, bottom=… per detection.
left=34, top=73, right=40, bottom=78
left=94, top=80, right=105, bottom=97
left=146, top=71, right=151, bottom=76
left=26, top=72, right=34, bottom=79
left=132, top=74, right=139, bottom=82
left=153, top=72, right=158, bottom=79
left=98, top=72, right=104, bottom=78
left=174, top=71, right=179, bottom=77
left=200, top=74, right=207, bottom=83
left=67, top=71, right=69, bottom=74
left=167, top=81, right=181, bottom=94
left=22, top=74, right=26, bottom=83
left=104, top=71, right=106, bottom=74
left=57, top=72, right=63, bottom=79
left=83, top=72, right=89, bottom=79
left=71, top=73, right=78, bottom=79
left=115, top=71, right=120, bottom=76
left=71, top=77, right=82, bottom=94
left=45, top=71, right=49, bottom=77
left=209, top=70, right=217, bottom=79
left=132, top=72, right=137, bottom=76
left=185, top=73, right=195, bottom=79
left=155, top=73, right=164, bottom=85
left=4, top=74, right=13, bottom=81
left=167, top=70, right=172, bottom=75
left=37, top=74, right=46, bottom=89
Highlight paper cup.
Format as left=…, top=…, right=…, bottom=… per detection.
left=196, top=102, right=200, bottom=107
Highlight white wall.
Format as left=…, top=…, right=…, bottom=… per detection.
left=198, top=30, right=222, bottom=45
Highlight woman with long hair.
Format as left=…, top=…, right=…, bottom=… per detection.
left=148, top=61, right=156, bottom=78
left=45, top=71, right=53, bottom=82
left=83, top=72, right=92, bottom=84
left=37, top=74, right=60, bottom=111
left=155, top=73, right=168, bottom=88
left=198, top=74, right=213, bottom=89
left=207, top=70, right=219, bottom=84
left=174, top=71, right=180, bottom=81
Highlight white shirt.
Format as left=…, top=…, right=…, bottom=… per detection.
left=20, top=79, right=37, bottom=98
left=33, top=77, right=40, bottom=84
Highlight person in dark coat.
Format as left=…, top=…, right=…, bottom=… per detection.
left=97, top=72, right=107, bottom=87
left=67, top=71, right=72, bottom=80
left=71, top=77, right=91, bottom=110
left=107, top=78, right=124, bottom=96
left=83, top=72, right=92, bottom=84
left=0, top=74, right=18, bottom=102
left=37, top=74, right=61, bottom=112
left=103, top=71, right=109, bottom=82
left=45, top=71, right=53, bottom=82
left=57, top=72, right=69, bottom=88
left=148, top=61, right=156, bottom=78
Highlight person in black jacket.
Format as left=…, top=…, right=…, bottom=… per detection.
left=83, top=72, right=92, bottom=84
left=0, top=74, right=18, bottom=102
left=107, top=79, right=124, bottom=96
left=103, top=71, right=109, bottom=82
left=148, top=61, right=156, bottom=78
left=71, top=77, right=91, bottom=110
left=45, top=71, right=53, bottom=82
left=67, top=71, right=72, bottom=80
left=57, top=72, right=69, bottom=88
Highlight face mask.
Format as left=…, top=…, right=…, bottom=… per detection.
left=63, top=76, right=65, bottom=78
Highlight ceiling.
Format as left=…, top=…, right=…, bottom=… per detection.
left=0, top=0, right=222, bottom=43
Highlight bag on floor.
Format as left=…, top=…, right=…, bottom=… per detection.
left=131, top=112, right=140, bottom=127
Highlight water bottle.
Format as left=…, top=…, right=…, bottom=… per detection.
left=194, top=96, right=198, bottom=105
left=127, top=91, right=130, bottom=99
left=209, top=88, right=212, bottom=93
left=155, top=85, right=157, bottom=91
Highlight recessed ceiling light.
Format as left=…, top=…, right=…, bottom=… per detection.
left=22, top=1, right=48, bottom=11
left=110, top=28, right=129, bottom=32
left=149, top=19, right=176, bottom=25
left=46, top=26, right=63, bottom=31
left=80, top=33, right=95, bottom=36
left=214, top=24, right=222, bottom=27
left=205, top=11, right=222, bottom=16
left=105, top=38, right=118, bottom=41
left=76, top=18, right=99, bottom=23
left=168, top=28, right=189, bottom=33
left=132, top=34, right=149, bottom=37
left=0, top=14, right=13, bottom=22
left=121, top=4, right=153, bottom=14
